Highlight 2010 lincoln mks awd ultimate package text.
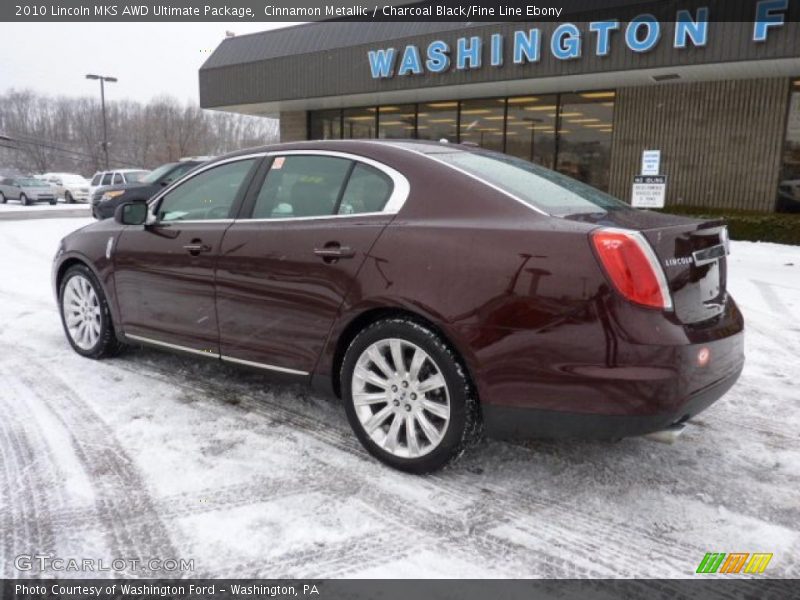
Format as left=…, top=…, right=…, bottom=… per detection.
left=53, top=140, right=744, bottom=473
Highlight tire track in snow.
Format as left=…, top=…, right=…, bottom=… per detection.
left=12, top=357, right=181, bottom=577
left=0, top=388, right=59, bottom=577
left=101, top=354, right=714, bottom=579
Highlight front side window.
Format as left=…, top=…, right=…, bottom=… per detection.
left=101, top=173, right=113, bottom=185
left=337, top=164, right=393, bottom=215
left=251, top=155, right=352, bottom=219
left=91, top=174, right=102, bottom=186
left=157, top=159, right=255, bottom=222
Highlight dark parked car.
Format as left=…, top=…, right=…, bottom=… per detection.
left=52, top=140, right=744, bottom=472
left=0, top=176, right=56, bottom=205
left=91, top=160, right=206, bottom=219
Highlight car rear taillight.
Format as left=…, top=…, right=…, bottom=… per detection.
left=591, top=228, right=673, bottom=311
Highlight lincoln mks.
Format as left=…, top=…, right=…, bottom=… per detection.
left=53, top=140, right=744, bottom=472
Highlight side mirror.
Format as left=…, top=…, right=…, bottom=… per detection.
left=114, top=202, right=148, bottom=226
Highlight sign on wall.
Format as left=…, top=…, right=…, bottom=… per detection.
left=632, top=175, right=667, bottom=208
left=641, top=150, right=661, bottom=176
left=367, top=0, right=791, bottom=79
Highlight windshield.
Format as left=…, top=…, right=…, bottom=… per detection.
left=125, top=170, right=149, bottom=183
left=434, top=150, right=630, bottom=217
left=141, top=163, right=178, bottom=184
left=19, top=178, right=47, bottom=187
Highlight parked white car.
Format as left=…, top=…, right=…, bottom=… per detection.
left=42, top=172, right=91, bottom=203
left=88, top=169, right=149, bottom=200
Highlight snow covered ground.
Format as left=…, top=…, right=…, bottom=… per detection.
left=1, top=217, right=798, bottom=579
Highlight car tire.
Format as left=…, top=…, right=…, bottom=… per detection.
left=341, top=318, right=481, bottom=473
left=50, top=199, right=57, bottom=205
left=58, top=264, right=122, bottom=359
left=19, top=193, right=29, bottom=206
left=65, top=192, right=74, bottom=204
left=0, top=192, right=5, bottom=204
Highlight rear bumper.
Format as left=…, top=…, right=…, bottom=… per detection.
left=483, top=363, right=742, bottom=440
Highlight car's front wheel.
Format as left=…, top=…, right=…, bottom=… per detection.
left=341, top=318, right=480, bottom=473
left=19, top=193, right=29, bottom=206
left=65, top=192, right=74, bottom=204
left=0, top=192, right=5, bottom=204
left=58, top=264, right=122, bottom=359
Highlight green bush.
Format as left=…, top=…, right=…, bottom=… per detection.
left=656, top=206, right=800, bottom=246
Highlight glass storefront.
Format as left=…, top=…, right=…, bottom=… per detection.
left=505, top=95, right=557, bottom=169
left=308, top=109, right=341, bottom=140
left=459, top=98, right=505, bottom=152
left=416, top=101, right=458, bottom=142
left=378, top=104, right=416, bottom=139
left=556, top=92, right=615, bottom=191
left=777, top=80, right=800, bottom=213
left=308, top=90, right=616, bottom=190
left=342, top=107, right=376, bottom=139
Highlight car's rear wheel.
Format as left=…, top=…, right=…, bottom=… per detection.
left=341, top=318, right=480, bottom=473
left=59, top=265, right=122, bottom=359
left=19, top=193, right=29, bottom=206
left=0, top=192, right=5, bottom=204
left=49, top=198, right=56, bottom=205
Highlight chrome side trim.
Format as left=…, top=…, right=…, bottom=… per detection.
left=125, top=333, right=220, bottom=358
left=385, top=142, right=550, bottom=217
left=125, top=333, right=309, bottom=376
left=220, top=355, right=308, bottom=376
left=234, top=212, right=389, bottom=224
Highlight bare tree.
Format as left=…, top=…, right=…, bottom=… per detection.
left=0, top=89, right=278, bottom=176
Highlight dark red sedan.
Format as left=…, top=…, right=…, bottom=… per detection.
left=53, top=140, right=744, bottom=472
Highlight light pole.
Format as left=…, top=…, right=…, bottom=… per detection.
left=85, top=74, right=117, bottom=169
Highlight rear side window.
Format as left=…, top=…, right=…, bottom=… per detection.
left=101, top=173, right=113, bottom=186
left=252, top=155, right=352, bottom=219
left=434, top=151, right=629, bottom=217
left=337, top=164, right=393, bottom=215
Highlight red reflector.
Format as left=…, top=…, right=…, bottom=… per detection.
left=591, top=229, right=672, bottom=310
left=697, top=347, right=710, bottom=367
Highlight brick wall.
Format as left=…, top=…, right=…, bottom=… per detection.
left=609, top=78, right=790, bottom=212
left=279, top=111, right=308, bottom=142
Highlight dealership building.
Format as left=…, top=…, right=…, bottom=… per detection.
left=200, top=9, right=800, bottom=212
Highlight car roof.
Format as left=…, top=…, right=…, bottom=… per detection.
left=215, top=138, right=474, bottom=162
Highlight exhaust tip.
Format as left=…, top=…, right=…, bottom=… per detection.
left=643, top=422, right=687, bottom=444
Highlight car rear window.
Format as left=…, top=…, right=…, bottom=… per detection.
left=433, top=150, right=629, bottom=217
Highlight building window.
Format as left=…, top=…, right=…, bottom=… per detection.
left=309, top=109, right=342, bottom=140
left=343, top=107, right=376, bottom=138
left=306, top=90, right=616, bottom=191
left=504, top=95, right=558, bottom=169
left=556, top=91, right=615, bottom=191
left=416, top=101, right=458, bottom=142
left=459, top=98, right=505, bottom=152
left=777, top=80, right=800, bottom=213
left=378, top=104, right=416, bottom=139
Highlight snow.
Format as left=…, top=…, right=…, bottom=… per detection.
left=0, top=200, right=92, bottom=212
left=0, top=217, right=798, bottom=578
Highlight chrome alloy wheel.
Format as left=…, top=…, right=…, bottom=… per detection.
left=62, top=275, right=102, bottom=350
left=351, top=338, right=450, bottom=459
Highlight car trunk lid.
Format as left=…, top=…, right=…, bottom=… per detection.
left=568, top=209, right=730, bottom=324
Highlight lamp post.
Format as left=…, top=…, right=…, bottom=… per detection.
left=85, top=74, right=117, bottom=169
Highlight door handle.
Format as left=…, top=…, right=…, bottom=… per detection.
left=183, top=241, right=212, bottom=255
left=314, top=245, right=355, bottom=261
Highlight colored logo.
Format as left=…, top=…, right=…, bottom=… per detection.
left=696, top=553, right=773, bottom=574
